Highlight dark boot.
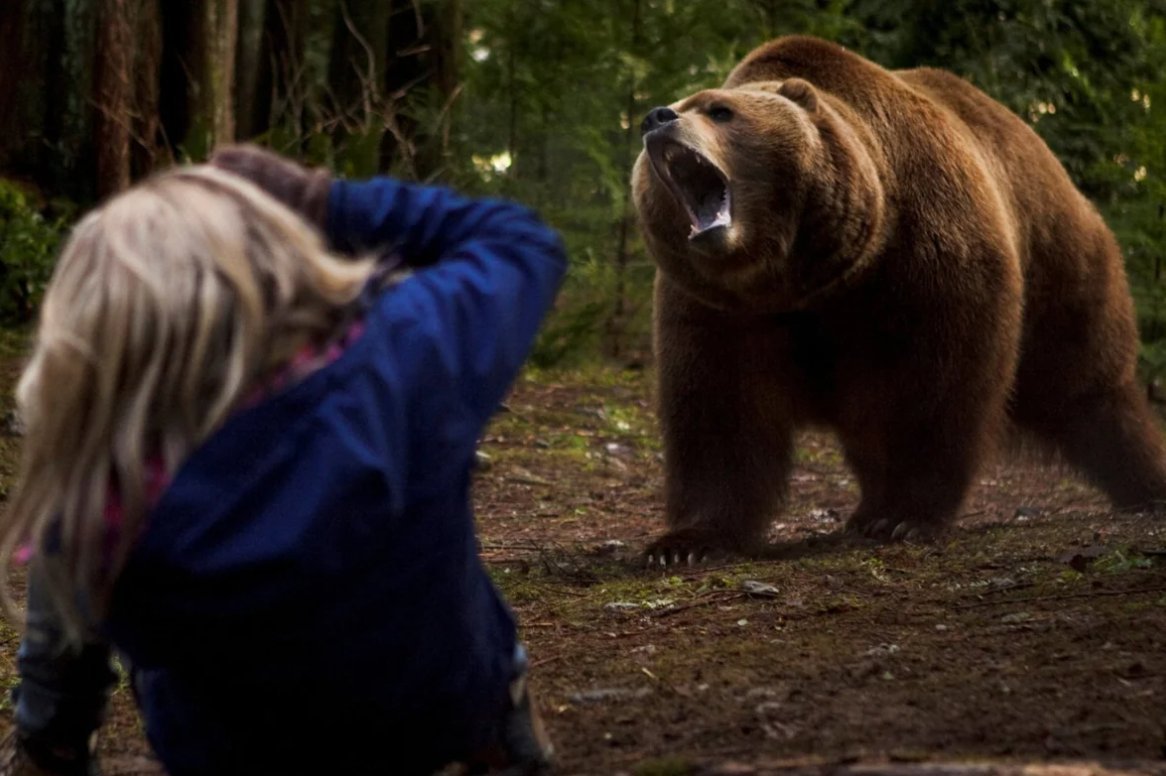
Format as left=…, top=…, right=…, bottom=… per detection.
left=0, top=729, right=98, bottom=776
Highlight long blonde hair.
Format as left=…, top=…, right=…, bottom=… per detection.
left=1, top=166, right=375, bottom=640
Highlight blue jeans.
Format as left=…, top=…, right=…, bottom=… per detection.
left=12, top=570, right=116, bottom=753
left=12, top=571, right=540, bottom=772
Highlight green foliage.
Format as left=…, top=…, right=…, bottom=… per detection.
left=867, top=0, right=1165, bottom=198
left=8, top=0, right=1166, bottom=366
left=0, top=181, right=66, bottom=324
left=440, top=0, right=1161, bottom=363
left=448, top=0, right=1166, bottom=367
left=451, top=0, right=776, bottom=364
left=1093, top=546, right=1156, bottom=574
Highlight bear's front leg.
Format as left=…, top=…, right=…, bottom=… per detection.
left=648, top=277, right=795, bottom=566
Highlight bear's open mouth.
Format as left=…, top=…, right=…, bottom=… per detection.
left=650, top=141, right=731, bottom=239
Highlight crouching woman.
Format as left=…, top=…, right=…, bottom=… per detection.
left=1, top=147, right=565, bottom=775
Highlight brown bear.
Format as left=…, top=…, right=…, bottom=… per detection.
left=631, top=35, right=1166, bottom=564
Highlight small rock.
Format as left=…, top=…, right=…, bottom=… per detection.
left=807, top=507, right=840, bottom=523
left=1000, top=611, right=1033, bottom=624
left=508, top=466, right=551, bottom=486
left=604, top=442, right=632, bottom=458
left=472, top=450, right=493, bottom=471
left=568, top=687, right=652, bottom=704
left=744, top=687, right=780, bottom=699
left=604, top=601, right=640, bottom=611
left=863, top=643, right=901, bottom=657
left=592, top=539, right=626, bottom=557
left=741, top=580, right=780, bottom=598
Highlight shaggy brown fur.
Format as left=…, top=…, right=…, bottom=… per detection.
left=631, top=36, right=1166, bottom=561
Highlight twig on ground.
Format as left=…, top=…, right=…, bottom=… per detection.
left=530, top=654, right=565, bottom=669
left=651, top=591, right=744, bottom=619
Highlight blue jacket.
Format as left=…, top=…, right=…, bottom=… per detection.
left=105, top=178, right=567, bottom=775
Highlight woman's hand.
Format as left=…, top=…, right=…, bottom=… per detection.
left=209, top=145, right=332, bottom=231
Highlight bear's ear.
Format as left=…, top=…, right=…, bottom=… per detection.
left=778, top=78, right=819, bottom=112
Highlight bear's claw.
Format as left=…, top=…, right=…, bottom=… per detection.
left=645, top=548, right=709, bottom=568
left=847, top=515, right=935, bottom=543
left=643, top=529, right=727, bottom=568
left=890, top=521, right=920, bottom=541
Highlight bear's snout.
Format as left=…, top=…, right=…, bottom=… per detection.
left=641, top=106, right=679, bottom=136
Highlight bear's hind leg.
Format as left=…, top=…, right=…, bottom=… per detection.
left=1024, top=383, right=1166, bottom=511
left=842, top=426, right=982, bottom=541
left=836, top=341, right=1014, bottom=543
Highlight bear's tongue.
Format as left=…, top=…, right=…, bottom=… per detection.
left=663, top=144, right=731, bottom=239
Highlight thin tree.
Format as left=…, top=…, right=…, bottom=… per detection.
left=157, top=0, right=238, bottom=160
left=235, top=0, right=267, bottom=140
left=607, top=0, right=643, bottom=359
left=207, top=0, right=239, bottom=146
left=253, top=0, right=310, bottom=149
left=327, top=0, right=390, bottom=175
left=132, top=0, right=165, bottom=178
left=0, top=0, right=28, bottom=171
left=94, top=0, right=135, bottom=196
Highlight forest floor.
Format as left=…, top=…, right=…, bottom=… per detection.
left=0, top=363, right=1165, bottom=775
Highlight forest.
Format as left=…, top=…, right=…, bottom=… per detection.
left=1, top=0, right=1165, bottom=368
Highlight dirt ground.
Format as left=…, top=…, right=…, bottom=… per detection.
left=1, top=363, right=1165, bottom=775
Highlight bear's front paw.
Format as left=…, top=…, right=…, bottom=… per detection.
left=644, top=528, right=735, bottom=568
left=846, top=515, right=939, bottom=543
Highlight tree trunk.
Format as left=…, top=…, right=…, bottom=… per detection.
left=235, top=0, right=267, bottom=140
left=608, top=0, right=643, bottom=359
left=380, top=0, right=424, bottom=175
left=418, top=0, right=463, bottom=178
left=94, top=0, right=135, bottom=197
left=158, top=0, right=237, bottom=161
left=206, top=0, right=239, bottom=147
left=254, top=0, right=310, bottom=149
left=327, top=0, right=390, bottom=175
left=158, top=3, right=201, bottom=157
left=131, top=0, right=165, bottom=178
left=0, top=0, right=29, bottom=171
left=58, top=0, right=98, bottom=199
left=38, top=1, right=69, bottom=188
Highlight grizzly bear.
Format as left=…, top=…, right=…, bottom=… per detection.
left=631, top=35, right=1166, bottom=564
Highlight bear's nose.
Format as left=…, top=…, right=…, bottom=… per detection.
left=641, top=106, right=679, bottom=136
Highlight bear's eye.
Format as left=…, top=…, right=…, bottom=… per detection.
left=707, top=105, right=734, bottom=123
